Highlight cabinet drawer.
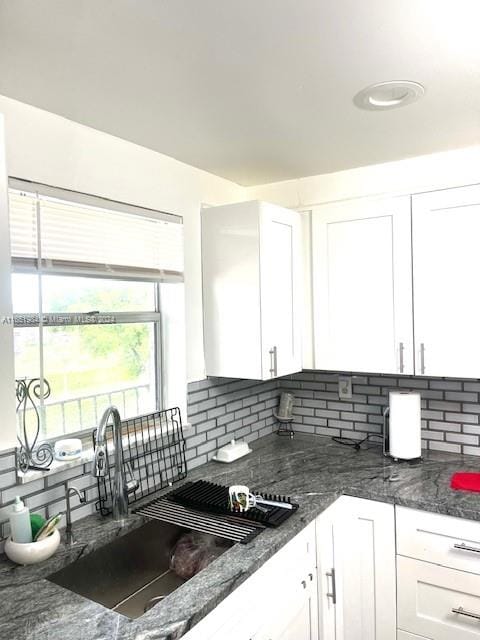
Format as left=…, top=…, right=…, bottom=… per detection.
left=397, top=631, right=432, bottom=639
left=397, top=506, right=480, bottom=574
left=398, top=556, right=480, bottom=639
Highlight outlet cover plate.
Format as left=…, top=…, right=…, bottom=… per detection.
left=338, top=376, right=352, bottom=400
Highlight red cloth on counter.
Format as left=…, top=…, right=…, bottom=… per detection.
left=451, top=472, right=480, bottom=492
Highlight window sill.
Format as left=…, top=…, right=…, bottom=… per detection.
left=17, top=448, right=95, bottom=484
left=17, top=423, right=194, bottom=484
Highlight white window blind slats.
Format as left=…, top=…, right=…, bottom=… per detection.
left=8, top=189, right=184, bottom=281
left=8, top=191, right=37, bottom=259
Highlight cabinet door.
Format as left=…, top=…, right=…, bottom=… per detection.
left=255, top=569, right=318, bottom=640
left=253, top=522, right=318, bottom=640
left=334, top=496, right=396, bottom=640
left=316, top=504, right=337, bottom=640
left=260, top=203, right=302, bottom=379
left=312, top=196, right=413, bottom=374
left=412, top=184, right=480, bottom=378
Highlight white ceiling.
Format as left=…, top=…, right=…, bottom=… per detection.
left=0, top=0, right=479, bottom=186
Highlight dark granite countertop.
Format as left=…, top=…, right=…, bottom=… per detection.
left=2, top=432, right=480, bottom=640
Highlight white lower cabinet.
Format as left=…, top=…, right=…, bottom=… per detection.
left=183, top=522, right=317, bottom=640
left=397, top=507, right=480, bottom=640
left=317, top=497, right=396, bottom=640
left=185, top=498, right=396, bottom=640
left=255, top=567, right=318, bottom=640
left=398, top=556, right=480, bottom=639
left=334, top=497, right=396, bottom=640
left=316, top=504, right=337, bottom=640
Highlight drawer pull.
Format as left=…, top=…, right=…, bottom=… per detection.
left=452, top=606, right=480, bottom=621
left=454, top=542, right=480, bottom=554
left=326, top=568, right=336, bottom=604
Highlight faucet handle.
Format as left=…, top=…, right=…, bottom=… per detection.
left=125, top=461, right=139, bottom=495
left=93, top=443, right=108, bottom=477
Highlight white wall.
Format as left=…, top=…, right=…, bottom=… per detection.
left=246, top=146, right=480, bottom=207
left=0, top=94, right=246, bottom=383
left=0, top=115, right=17, bottom=449
left=0, top=95, right=246, bottom=450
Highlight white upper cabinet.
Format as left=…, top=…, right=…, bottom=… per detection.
left=202, top=200, right=302, bottom=380
left=312, top=196, right=413, bottom=374
left=412, top=184, right=480, bottom=378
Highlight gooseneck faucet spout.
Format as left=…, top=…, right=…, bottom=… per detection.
left=93, top=406, right=131, bottom=526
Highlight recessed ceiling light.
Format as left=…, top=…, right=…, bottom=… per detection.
left=353, top=81, right=425, bottom=111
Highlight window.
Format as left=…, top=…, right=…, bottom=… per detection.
left=9, top=179, right=185, bottom=439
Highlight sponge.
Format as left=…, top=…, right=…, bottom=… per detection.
left=30, top=513, right=46, bottom=539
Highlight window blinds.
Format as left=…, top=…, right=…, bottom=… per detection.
left=8, top=184, right=184, bottom=282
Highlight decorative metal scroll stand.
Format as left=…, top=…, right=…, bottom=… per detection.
left=16, top=378, right=54, bottom=472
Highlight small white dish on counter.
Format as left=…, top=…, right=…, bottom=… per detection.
left=213, top=439, right=252, bottom=463
left=54, top=438, right=83, bottom=461
left=4, top=528, right=60, bottom=565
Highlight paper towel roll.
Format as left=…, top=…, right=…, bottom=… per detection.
left=388, top=390, right=421, bottom=460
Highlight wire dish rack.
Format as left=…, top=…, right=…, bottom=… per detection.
left=93, top=406, right=187, bottom=516
left=133, top=480, right=299, bottom=544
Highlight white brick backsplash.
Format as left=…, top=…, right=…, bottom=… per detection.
left=446, top=391, right=478, bottom=402
left=422, top=430, right=444, bottom=441
left=429, top=441, right=461, bottom=453
left=430, top=380, right=463, bottom=391
left=429, top=400, right=462, bottom=411
left=0, top=454, right=15, bottom=472
left=278, top=370, right=480, bottom=457
left=0, top=471, right=17, bottom=490
left=46, top=466, right=84, bottom=487
left=463, top=425, right=480, bottom=435
left=315, top=409, right=339, bottom=419
left=446, top=432, right=479, bottom=445
left=2, top=369, right=480, bottom=546
left=428, top=421, right=461, bottom=432
left=446, top=412, right=479, bottom=424
left=462, top=404, right=480, bottom=413
left=399, top=378, right=429, bottom=389
left=328, top=402, right=353, bottom=411
left=464, top=382, right=480, bottom=392
left=462, top=446, right=480, bottom=457
left=328, top=419, right=354, bottom=430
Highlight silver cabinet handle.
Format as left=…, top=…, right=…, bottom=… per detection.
left=308, top=572, right=313, bottom=581
left=301, top=579, right=307, bottom=589
left=452, top=606, right=480, bottom=620
left=454, top=542, right=480, bottom=554
left=399, top=342, right=405, bottom=374
left=269, top=346, right=278, bottom=378
left=420, top=342, right=426, bottom=374
left=326, top=568, right=336, bottom=604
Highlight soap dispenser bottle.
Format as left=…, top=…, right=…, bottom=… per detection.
left=10, top=496, right=32, bottom=543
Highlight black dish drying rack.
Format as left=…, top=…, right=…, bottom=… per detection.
left=134, top=480, right=299, bottom=544
left=168, top=480, right=298, bottom=527
left=92, top=406, right=298, bottom=543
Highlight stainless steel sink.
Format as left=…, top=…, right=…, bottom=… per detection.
left=48, top=520, right=231, bottom=619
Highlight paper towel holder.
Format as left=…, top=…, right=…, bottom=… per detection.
left=383, top=390, right=422, bottom=462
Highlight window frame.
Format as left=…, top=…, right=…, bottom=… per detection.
left=9, top=179, right=184, bottom=440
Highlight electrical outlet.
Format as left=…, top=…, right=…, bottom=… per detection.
left=338, top=375, right=352, bottom=400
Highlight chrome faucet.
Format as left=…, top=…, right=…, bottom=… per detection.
left=65, top=484, right=86, bottom=546
left=92, top=406, right=138, bottom=526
